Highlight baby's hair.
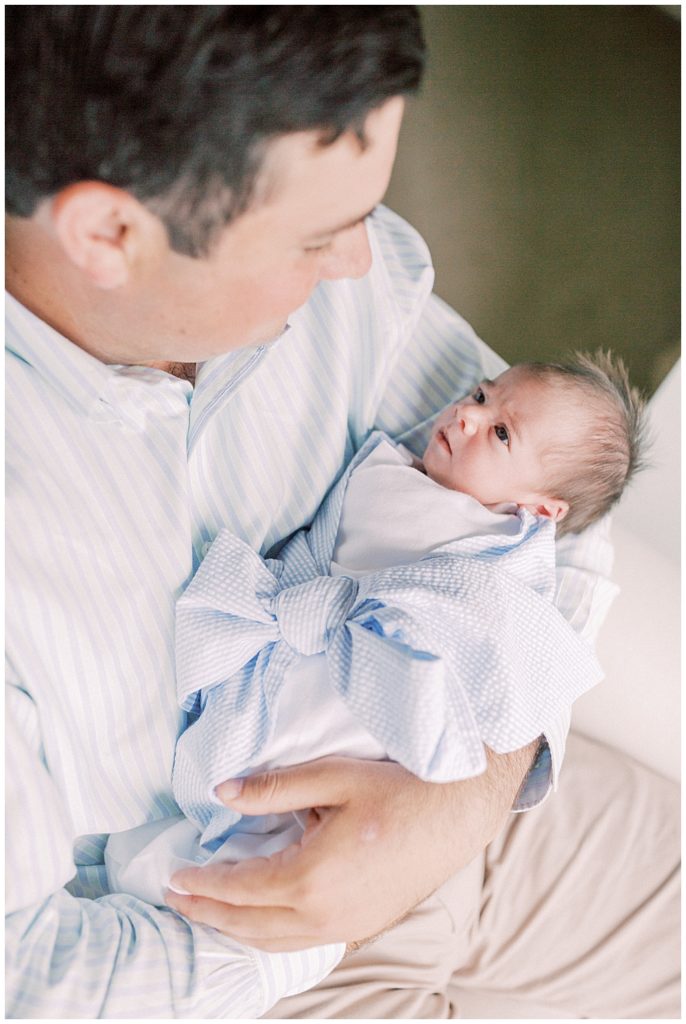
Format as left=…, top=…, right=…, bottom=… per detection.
left=518, top=350, right=649, bottom=536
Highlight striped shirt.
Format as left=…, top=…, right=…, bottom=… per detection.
left=5, top=205, right=617, bottom=1018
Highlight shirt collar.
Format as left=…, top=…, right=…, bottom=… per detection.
left=6, top=291, right=117, bottom=416
left=6, top=292, right=290, bottom=429
left=187, top=324, right=291, bottom=452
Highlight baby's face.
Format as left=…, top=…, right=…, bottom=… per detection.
left=422, top=366, right=576, bottom=515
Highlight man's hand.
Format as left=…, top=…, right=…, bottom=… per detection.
left=165, top=746, right=537, bottom=952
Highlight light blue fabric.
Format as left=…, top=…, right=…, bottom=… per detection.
left=174, top=432, right=603, bottom=848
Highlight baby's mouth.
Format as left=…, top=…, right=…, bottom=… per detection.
left=437, top=428, right=452, bottom=454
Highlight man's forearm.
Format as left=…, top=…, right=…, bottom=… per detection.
left=442, top=741, right=540, bottom=866
left=344, top=740, right=540, bottom=952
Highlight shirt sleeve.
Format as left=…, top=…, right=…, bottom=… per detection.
left=510, top=514, right=618, bottom=808
left=5, top=680, right=274, bottom=1019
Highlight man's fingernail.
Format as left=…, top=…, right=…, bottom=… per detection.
left=168, top=870, right=194, bottom=896
left=167, top=881, right=192, bottom=896
left=215, top=778, right=244, bottom=802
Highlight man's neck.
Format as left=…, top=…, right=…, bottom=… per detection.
left=148, top=361, right=197, bottom=385
left=6, top=217, right=199, bottom=382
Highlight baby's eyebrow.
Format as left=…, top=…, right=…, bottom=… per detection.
left=507, top=409, right=522, bottom=444
left=483, top=377, right=522, bottom=443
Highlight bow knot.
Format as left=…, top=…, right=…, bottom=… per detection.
left=274, top=575, right=359, bottom=656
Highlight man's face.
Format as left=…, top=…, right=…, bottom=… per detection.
left=422, top=367, right=577, bottom=509
left=130, top=97, right=405, bottom=362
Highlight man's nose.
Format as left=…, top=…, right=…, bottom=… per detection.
left=319, top=223, right=372, bottom=281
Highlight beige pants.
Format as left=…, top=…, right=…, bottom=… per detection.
left=266, top=734, right=680, bottom=1019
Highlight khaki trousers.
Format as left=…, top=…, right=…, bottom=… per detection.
left=266, top=734, right=680, bottom=1019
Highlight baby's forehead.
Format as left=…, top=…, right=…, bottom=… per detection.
left=496, top=365, right=579, bottom=404
left=474, top=365, right=554, bottom=401
left=500, top=368, right=587, bottom=437
left=456, top=365, right=584, bottom=418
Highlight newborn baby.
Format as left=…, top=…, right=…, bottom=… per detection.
left=106, top=351, right=645, bottom=1017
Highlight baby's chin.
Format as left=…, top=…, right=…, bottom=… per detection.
left=418, top=453, right=440, bottom=484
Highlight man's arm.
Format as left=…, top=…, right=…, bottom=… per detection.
left=166, top=744, right=537, bottom=951
left=5, top=888, right=252, bottom=1018
left=5, top=683, right=276, bottom=1018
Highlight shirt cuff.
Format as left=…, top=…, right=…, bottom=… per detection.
left=512, top=705, right=571, bottom=812
left=191, top=926, right=344, bottom=1017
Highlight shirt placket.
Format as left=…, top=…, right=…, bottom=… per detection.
left=186, top=343, right=279, bottom=567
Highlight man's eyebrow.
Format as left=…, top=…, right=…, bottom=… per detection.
left=303, top=205, right=377, bottom=242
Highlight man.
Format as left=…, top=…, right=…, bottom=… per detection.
left=6, top=7, right=678, bottom=1018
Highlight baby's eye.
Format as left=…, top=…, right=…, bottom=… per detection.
left=495, top=424, right=510, bottom=446
left=473, top=387, right=485, bottom=404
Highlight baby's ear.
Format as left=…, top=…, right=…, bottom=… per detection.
left=519, top=497, right=569, bottom=522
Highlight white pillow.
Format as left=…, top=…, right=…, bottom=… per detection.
left=571, top=360, right=680, bottom=780
left=572, top=518, right=680, bottom=780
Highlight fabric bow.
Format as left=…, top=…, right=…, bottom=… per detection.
left=174, top=522, right=602, bottom=848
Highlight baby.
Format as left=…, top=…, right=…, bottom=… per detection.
left=420, top=351, right=645, bottom=535
left=106, top=350, right=646, bottom=1017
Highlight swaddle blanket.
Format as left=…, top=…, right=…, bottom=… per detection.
left=174, top=431, right=602, bottom=848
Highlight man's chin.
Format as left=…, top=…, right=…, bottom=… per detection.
left=180, top=321, right=290, bottom=363
left=259, top=320, right=290, bottom=346
left=226, top=319, right=291, bottom=354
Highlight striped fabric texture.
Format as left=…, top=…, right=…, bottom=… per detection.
left=6, top=205, right=617, bottom=1017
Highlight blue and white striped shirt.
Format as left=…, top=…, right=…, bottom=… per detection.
left=5, top=205, right=617, bottom=1018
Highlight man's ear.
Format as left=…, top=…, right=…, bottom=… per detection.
left=519, top=497, right=569, bottom=522
left=49, top=182, right=147, bottom=289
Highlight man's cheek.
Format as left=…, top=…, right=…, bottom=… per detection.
left=276, top=267, right=322, bottom=316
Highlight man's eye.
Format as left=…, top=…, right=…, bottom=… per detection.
left=303, top=241, right=333, bottom=255
left=473, top=387, right=485, bottom=404
left=495, top=424, right=510, bottom=446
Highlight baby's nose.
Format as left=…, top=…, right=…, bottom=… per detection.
left=456, top=405, right=480, bottom=436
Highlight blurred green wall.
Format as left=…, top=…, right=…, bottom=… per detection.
left=385, top=5, right=680, bottom=395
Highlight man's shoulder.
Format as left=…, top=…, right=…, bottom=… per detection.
left=366, top=204, right=432, bottom=272
left=365, top=205, right=434, bottom=314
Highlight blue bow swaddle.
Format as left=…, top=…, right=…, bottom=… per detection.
left=174, top=432, right=602, bottom=847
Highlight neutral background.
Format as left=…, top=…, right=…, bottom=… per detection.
left=385, top=5, right=680, bottom=396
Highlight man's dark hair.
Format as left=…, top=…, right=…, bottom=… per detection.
left=6, top=5, right=425, bottom=255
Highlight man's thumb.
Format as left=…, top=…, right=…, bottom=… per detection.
left=214, top=758, right=353, bottom=813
